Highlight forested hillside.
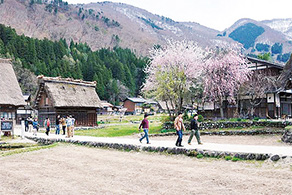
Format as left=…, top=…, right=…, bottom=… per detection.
left=0, top=24, right=148, bottom=104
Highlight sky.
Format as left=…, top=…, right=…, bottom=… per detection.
left=66, top=0, right=292, bottom=31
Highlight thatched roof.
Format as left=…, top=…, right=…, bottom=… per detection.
left=36, top=76, right=102, bottom=108
left=158, top=101, right=175, bottom=111
left=277, top=54, right=292, bottom=90
left=0, top=59, right=25, bottom=106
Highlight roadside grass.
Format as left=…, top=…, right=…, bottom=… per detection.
left=0, top=142, right=58, bottom=157
left=75, top=122, right=163, bottom=137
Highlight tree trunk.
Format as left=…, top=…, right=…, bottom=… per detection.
left=219, top=100, right=224, bottom=119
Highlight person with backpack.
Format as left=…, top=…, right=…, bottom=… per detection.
left=44, top=117, right=51, bottom=136
left=32, top=118, right=39, bottom=136
left=138, top=113, right=150, bottom=144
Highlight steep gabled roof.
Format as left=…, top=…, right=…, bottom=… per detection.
left=0, top=59, right=25, bottom=106
left=35, top=76, right=102, bottom=108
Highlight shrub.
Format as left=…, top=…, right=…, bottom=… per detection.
left=225, top=156, right=232, bottom=161
left=198, top=115, right=204, bottom=122
left=237, top=118, right=242, bottom=122
left=232, top=157, right=240, bottom=162
left=253, top=117, right=260, bottom=121
left=196, top=154, right=204, bottom=159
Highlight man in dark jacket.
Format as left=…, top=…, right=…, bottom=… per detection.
left=188, top=114, right=203, bottom=145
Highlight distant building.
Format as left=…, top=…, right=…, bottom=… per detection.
left=0, top=58, right=25, bottom=120
left=200, top=57, right=292, bottom=119
left=34, top=76, right=102, bottom=126
left=98, top=101, right=114, bottom=115
left=123, top=97, right=146, bottom=114
left=158, top=101, right=175, bottom=113
left=16, top=94, right=33, bottom=124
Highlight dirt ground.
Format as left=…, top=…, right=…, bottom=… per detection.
left=0, top=143, right=291, bottom=195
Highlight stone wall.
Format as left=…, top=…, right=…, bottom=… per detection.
left=163, top=121, right=291, bottom=130
left=25, top=136, right=290, bottom=162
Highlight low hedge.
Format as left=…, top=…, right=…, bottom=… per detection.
left=163, top=121, right=291, bottom=130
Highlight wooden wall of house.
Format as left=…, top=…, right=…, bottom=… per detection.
left=0, top=105, right=16, bottom=120
left=124, top=100, right=135, bottom=113
left=56, top=108, right=97, bottom=127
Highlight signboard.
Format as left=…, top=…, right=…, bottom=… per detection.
left=267, top=94, right=274, bottom=103
left=1, top=121, right=13, bottom=131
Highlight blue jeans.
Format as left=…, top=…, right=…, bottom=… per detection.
left=139, top=128, right=149, bottom=143
left=176, top=130, right=183, bottom=146
left=56, top=124, right=60, bottom=134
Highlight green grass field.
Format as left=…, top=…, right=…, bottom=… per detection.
left=97, top=114, right=168, bottom=124
left=75, top=122, right=163, bottom=137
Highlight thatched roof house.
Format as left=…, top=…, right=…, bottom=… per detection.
left=0, top=58, right=25, bottom=120
left=0, top=59, right=25, bottom=107
left=35, top=76, right=102, bottom=126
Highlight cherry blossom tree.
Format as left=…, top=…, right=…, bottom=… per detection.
left=143, top=40, right=207, bottom=117
left=202, top=49, right=251, bottom=118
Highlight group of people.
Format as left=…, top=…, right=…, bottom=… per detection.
left=55, top=115, right=76, bottom=138
left=139, top=112, right=203, bottom=147
left=25, top=117, right=40, bottom=136
left=25, top=115, right=75, bottom=137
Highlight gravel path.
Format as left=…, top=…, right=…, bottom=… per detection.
left=0, top=145, right=291, bottom=195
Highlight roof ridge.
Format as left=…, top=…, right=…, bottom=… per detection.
left=37, top=75, right=96, bottom=87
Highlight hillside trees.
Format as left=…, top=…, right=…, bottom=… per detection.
left=0, top=24, right=148, bottom=104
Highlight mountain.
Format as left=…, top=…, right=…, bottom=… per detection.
left=0, top=0, right=232, bottom=56
left=262, top=18, right=292, bottom=40
left=219, top=18, right=292, bottom=63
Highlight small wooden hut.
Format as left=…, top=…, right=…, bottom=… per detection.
left=0, top=59, right=25, bottom=120
left=34, top=76, right=102, bottom=126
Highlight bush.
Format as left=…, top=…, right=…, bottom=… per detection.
left=232, top=157, right=240, bottom=162
left=197, top=115, right=204, bottom=122
left=237, top=118, right=242, bottom=122
left=225, top=156, right=232, bottom=161
left=196, top=154, right=204, bottom=159
left=253, top=117, right=260, bottom=121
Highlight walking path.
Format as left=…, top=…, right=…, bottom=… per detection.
left=23, top=132, right=292, bottom=156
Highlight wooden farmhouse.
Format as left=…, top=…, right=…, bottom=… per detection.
left=0, top=59, right=25, bottom=121
left=34, top=76, right=102, bottom=126
left=123, top=97, right=146, bottom=114
left=200, top=56, right=292, bottom=119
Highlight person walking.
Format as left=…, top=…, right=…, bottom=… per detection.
left=44, top=117, right=51, bottom=136
left=174, top=112, right=185, bottom=147
left=32, top=118, right=39, bottom=136
left=55, top=115, right=61, bottom=135
left=139, top=113, right=150, bottom=144
left=28, top=117, right=33, bottom=133
left=71, top=115, right=75, bottom=137
left=61, top=116, right=67, bottom=135
left=188, top=114, right=203, bottom=145
left=66, top=115, right=72, bottom=138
